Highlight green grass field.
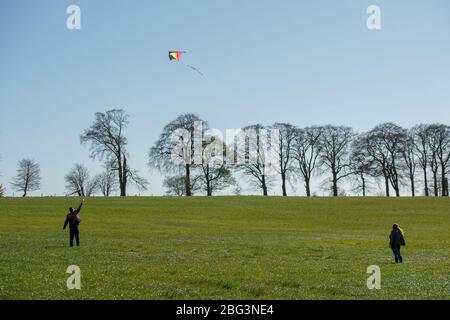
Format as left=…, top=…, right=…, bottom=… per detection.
left=0, top=197, right=448, bottom=300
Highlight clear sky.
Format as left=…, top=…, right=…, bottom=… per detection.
left=1, top=0, right=449, bottom=196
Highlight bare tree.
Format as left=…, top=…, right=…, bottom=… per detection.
left=200, top=131, right=236, bottom=196
left=292, top=126, right=322, bottom=197
left=402, top=130, right=418, bottom=196
left=95, top=167, right=118, bottom=196
left=149, top=113, right=207, bottom=196
left=122, top=164, right=149, bottom=193
left=350, top=134, right=375, bottom=196
left=434, top=124, right=450, bottom=196
left=232, top=184, right=242, bottom=195
left=163, top=175, right=185, bottom=196
left=429, top=150, right=440, bottom=196
left=235, top=124, right=275, bottom=196
left=80, top=109, right=147, bottom=196
left=271, top=123, right=296, bottom=196
left=85, top=178, right=99, bottom=197
left=163, top=174, right=202, bottom=196
left=382, top=123, right=407, bottom=197
left=318, top=125, right=354, bottom=197
left=64, top=163, right=90, bottom=196
left=361, top=132, right=390, bottom=196
left=11, top=158, right=41, bottom=197
left=412, top=124, right=431, bottom=196
left=364, top=123, right=407, bottom=197
left=428, top=124, right=450, bottom=196
left=201, top=164, right=235, bottom=196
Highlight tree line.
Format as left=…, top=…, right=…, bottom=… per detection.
left=2, top=109, right=449, bottom=197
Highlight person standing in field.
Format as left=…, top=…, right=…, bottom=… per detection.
left=389, top=224, right=405, bottom=263
left=63, top=199, right=84, bottom=247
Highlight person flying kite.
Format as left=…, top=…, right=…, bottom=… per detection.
left=63, top=199, right=84, bottom=247
left=169, top=51, right=203, bottom=76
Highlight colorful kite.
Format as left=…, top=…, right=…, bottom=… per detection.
left=168, top=51, right=203, bottom=76
left=169, top=51, right=185, bottom=61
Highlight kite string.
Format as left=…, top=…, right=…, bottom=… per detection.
left=180, top=61, right=204, bottom=76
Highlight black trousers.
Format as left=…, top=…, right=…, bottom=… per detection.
left=391, top=245, right=402, bottom=263
left=69, top=225, right=80, bottom=247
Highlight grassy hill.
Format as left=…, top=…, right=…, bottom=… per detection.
left=0, top=196, right=448, bottom=299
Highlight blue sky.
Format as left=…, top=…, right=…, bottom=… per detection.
left=0, top=0, right=449, bottom=196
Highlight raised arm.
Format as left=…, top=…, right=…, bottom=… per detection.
left=76, top=200, right=84, bottom=213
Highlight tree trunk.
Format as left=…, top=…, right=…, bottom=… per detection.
left=281, top=172, right=287, bottom=196
left=384, top=175, right=390, bottom=197
left=305, top=177, right=311, bottom=197
left=423, top=168, right=429, bottom=196
left=23, top=179, right=28, bottom=197
left=185, top=164, right=191, bottom=196
left=441, top=165, right=447, bottom=197
left=332, top=172, right=338, bottom=197
left=123, top=156, right=129, bottom=196
left=120, top=182, right=126, bottom=196
left=444, top=178, right=449, bottom=197
left=206, top=180, right=212, bottom=196
left=392, top=166, right=400, bottom=197
left=262, top=175, right=268, bottom=196
left=410, top=170, right=415, bottom=197
left=120, top=168, right=126, bottom=196
left=361, top=173, right=366, bottom=197
left=433, top=171, right=438, bottom=196
left=117, top=152, right=126, bottom=197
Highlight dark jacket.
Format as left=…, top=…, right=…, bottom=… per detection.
left=63, top=202, right=83, bottom=230
left=389, top=230, right=405, bottom=247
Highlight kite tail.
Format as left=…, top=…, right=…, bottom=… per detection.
left=181, top=62, right=204, bottom=76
